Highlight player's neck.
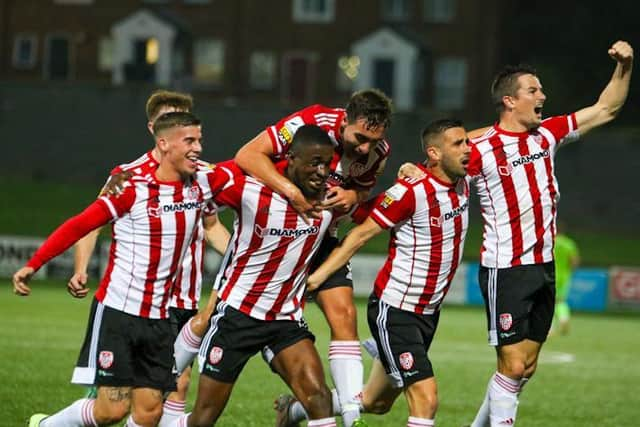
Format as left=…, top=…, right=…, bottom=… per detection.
left=155, top=165, right=186, bottom=183
left=498, top=115, right=531, bottom=133
left=151, top=147, right=162, bottom=162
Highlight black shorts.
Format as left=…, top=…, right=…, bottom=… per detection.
left=367, top=294, right=439, bottom=389
left=308, top=236, right=353, bottom=296
left=169, top=307, right=198, bottom=339
left=71, top=299, right=177, bottom=392
left=479, top=262, right=555, bottom=346
left=198, top=301, right=315, bottom=383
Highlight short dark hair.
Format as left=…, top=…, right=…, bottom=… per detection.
left=420, top=118, right=463, bottom=151
left=490, top=64, right=537, bottom=113
left=153, top=111, right=201, bottom=135
left=146, top=90, right=194, bottom=121
left=290, top=125, right=333, bottom=154
left=345, top=88, right=393, bottom=129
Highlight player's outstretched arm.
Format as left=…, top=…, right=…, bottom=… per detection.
left=235, top=130, right=317, bottom=223
left=575, top=40, right=633, bottom=136
left=307, top=217, right=383, bottom=291
left=13, top=266, right=35, bottom=296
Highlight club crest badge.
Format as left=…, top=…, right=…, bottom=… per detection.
left=399, top=352, right=414, bottom=370
left=499, top=313, right=513, bottom=331
left=99, top=351, right=114, bottom=369
left=209, top=346, right=223, bottom=365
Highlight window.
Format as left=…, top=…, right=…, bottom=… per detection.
left=292, top=0, right=335, bottom=23
left=249, top=51, right=276, bottom=90
left=434, top=57, right=467, bottom=109
left=193, top=39, right=225, bottom=85
left=423, top=0, right=455, bottom=23
left=97, top=37, right=114, bottom=71
left=12, top=34, right=37, bottom=69
left=44, top=34, right=71, bottom=80
left=381, top=0, right=410, bottom=21
left=336, top=55, right=359, bottom=92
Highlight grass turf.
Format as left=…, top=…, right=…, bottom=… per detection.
left=1, top=282, right=638, bottom=426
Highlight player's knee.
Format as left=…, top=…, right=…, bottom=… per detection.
left=363, top=398, right=394, bottom=414
left=523, top=362, right=538, bottom=379
left=325, top=302, right=358, bottom=336
left=131, top=404, right=163, bottom=426
left=408, top=386, right=438, bottom=416
left=94, top=402, right=130, bottom=425
left=501, top=359, right=526, bottom=378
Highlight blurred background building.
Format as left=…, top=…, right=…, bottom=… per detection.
left=0, top=0, right=638, bottom=232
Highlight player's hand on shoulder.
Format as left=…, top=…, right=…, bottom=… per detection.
left=67, top=272, right=90, bottom=299
left=285, top=185, right=319, bottom=224
left=608, top=40, right=633, bottom=65
left=12, top=266, right=35, bottom=296
left=322, top=187, right=358, bottom=213
left=397, top=162, right=425, bottom=179
left=101, top=171, right=133, bottom=197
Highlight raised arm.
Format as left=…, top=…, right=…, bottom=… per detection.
left=574, top=40, right=633, bottom=136
left=307, top=217, right=384, bottom=291
left=235, top=130, right=315, bottom=222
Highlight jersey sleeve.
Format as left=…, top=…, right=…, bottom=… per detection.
left=196, top=163, right=241, bottom=209
left=26, top=201, right=114, bottom=272
left=466, top=144, right=483, bottom=178
left=369, top=181, right=416, bottom=229
left=540, top=114, right=580, bottom=149
left=266, top=105, right=320, bottom=160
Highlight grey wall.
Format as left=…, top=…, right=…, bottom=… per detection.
left=1, top=84, right=638, bottom=232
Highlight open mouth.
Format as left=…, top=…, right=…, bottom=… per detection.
left=311, top=176, right=327, bottom=189
left=534, top=106, right=543, bottom=116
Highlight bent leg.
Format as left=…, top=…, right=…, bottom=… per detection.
left=404, top=377, right=438, bottom=420
left=361, top=358, right=401, bottom=415
left=271, top=338, right=334, bottom=421
left=129, top=387, right=164, bottom=427
left=187, top=375, right=235, bottom=427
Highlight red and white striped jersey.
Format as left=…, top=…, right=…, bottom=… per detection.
left=266, top=104, right=390, bottom=190
left=468, top=115, right=579, bottom=268
left=369, top=165, right=469, bottom=314
left=96, top=165, right=232, bottom=319
left=110, top=151, right=214, bottom=310
left=200, top=168, right=336, bottom=321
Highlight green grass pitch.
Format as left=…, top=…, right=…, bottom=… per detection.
left=1, top=283, right=638, bottom=426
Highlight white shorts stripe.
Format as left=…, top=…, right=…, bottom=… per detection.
left=198, top=301, right=228, bottom=373
left=487, top=268, right=498, bottom=346
left=376, top=299, right=403, bottom=388
left=71, top=302, right=104, bottom=385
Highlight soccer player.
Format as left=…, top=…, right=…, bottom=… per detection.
left=14, top=112, right=231, bottom=427
left=468, top=40, right=633, bottom=427
left=235, top=89, right=393, bottom=426
left=68, top=90, right=231, bottom=424
left=167, top=125, right=340, bottom=427
left=550, top=221, right=580, bottom=336
left=277, top=119, right=471, bottom=427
